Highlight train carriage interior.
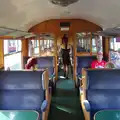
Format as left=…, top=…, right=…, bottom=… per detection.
left=0, top=0, right=120, bottom=120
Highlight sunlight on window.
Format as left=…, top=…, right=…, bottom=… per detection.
left=4, top=40, right=22, bottom=70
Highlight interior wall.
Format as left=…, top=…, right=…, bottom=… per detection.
left=0, top=40, right=4, bottom=68
left=28, top=19, right=102, bottom=82
left=29, top=19, right=102, bottom=48
left=29, top=19, right=102, bottom=36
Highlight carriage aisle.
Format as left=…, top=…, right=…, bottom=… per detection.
left=48, top=66, right=84, bottom=120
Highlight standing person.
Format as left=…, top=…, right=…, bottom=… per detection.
left=62, top=34, right=68, bottom=48
left=61, top=34, right=71, bottom=79
left=91, top=52, right=106, bottom=68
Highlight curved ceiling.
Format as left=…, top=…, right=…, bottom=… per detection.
left=0, top=0, right=120, bottom=32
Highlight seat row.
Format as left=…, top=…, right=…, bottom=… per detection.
left=0, top=70, right=51, bottom=120
left=76, top=56, right=120, bottom=120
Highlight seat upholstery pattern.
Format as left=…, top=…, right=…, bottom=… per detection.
left=76, top=56, right=96, bottom=76
left=23, top=56, right=55, bottom=77
left=0, top=71, right=45, bottom=120
left=37, top=57, right=54, bottom=77
left=85, top=69, right=120, bottom=120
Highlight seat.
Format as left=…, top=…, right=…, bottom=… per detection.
left=0, top=71, right=50, bottom=120
left=76, top=56, right=96, bottom=87
left=82, top=69, right=120, bottom=120
left=23, top=56, right=55, bottom=79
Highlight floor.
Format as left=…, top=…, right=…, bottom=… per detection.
left=48, top=67, right=84, bottom=120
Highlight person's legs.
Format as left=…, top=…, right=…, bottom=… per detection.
left=63, top=64, right=66, bottom=77
left=66, top=65, right=69, bottom=79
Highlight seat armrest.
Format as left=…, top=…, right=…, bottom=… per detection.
left=76, top=75, right=82, bottom=87
left=79, top=87, right=83, bottom=95
left=41, top=100, right=48, bottom=112
left=83, top=100, right=91, bottom=112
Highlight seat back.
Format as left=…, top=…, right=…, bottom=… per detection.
left=0, top=71, right=44, bottom=111
left=23, top=56, right=55, bottom=77
left=37, top=56, right=54, bottom=68
left=86, top=69, right=120, bottom=119
left=37, top=57, right=54, bottom=77
left=76, top=56, right=96, bottom=76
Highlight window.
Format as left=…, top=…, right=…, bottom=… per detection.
left=110, top=37, right=120, bottom=51
left=109, top=37, right=120, bottom=68
left=28, top=37, right=55, bottom=57
left=40, top=39, right=54, bottom=56
left=4, top=40, right=22, bottom=70
left=31, top=40, right=39, bottom=55
left=4, top=40, right=21, bottom=55
left=76, top=33, right=103, bottom=54
left=76, top=33, right=90, bottom=53
left=92, top=35, right=103, bottom=53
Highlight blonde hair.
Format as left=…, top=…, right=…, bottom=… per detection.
left=105, top=62, right=115, bottom=68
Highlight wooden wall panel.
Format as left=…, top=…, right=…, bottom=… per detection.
left=22, top=39, right=29, bottom=57
left=0, top=40, right=4, bottom=68
left=29, top=19, right=102, bottom=81
left=22, top=39, right=29, bottom=68
left=29, top=19, right=102, bottom=36
left=103, top=37, right=110, bottom=61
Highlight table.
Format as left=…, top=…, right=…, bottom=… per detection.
left=0, top=110, right=39, bottom=120
left=94, top=110, right=120, bottom=120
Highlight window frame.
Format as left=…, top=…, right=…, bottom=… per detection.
left=4, top=40, right=22, bottom=56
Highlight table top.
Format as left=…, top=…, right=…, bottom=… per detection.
left=0, top=110, right=39, bottom=120
left=94, top=110, right=120, bottom=120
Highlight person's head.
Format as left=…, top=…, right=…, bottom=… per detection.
left=63, top=34, right=67, bottom=38
left=26, top=57, right=37, bottom=69
left=105, top=62, right=115, bottom=69
left=97, top=52, right=103, bottom=62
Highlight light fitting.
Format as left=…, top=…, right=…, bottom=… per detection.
left=49, top=0, right=79, bottom=7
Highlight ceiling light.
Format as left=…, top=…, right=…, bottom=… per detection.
left=49, top=0, right=79, bottom=7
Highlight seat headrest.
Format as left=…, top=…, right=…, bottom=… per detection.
left=87, top=69, right=120, bottom=89
left=0, top=71, right=44, bottom=90
left=37, top=57, right=54, bottom=68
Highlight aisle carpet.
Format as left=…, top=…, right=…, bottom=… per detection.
left=48, top=70, right=84, bottom=120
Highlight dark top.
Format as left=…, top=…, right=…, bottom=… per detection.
left=61, top=48, right=70, bottom=65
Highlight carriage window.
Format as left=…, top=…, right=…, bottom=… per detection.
left=76, top=33, right=90, bottom=53
left=110, top=37, right=120, bottom=51
left=92, top=37, right=97, bottom=53
left=109, top=37, right=120, bottom=68
left=28, top=35, right=55, bottom=57
left=92, top=35, right=103, bottom=53
left=40, top=39, right=54, bottom=56
left=4, top=40, right=22, bottom=70
left=31, top=40, right=39, bottom=55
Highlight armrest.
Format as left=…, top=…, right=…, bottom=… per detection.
left=76, top=75, right=82, bottom=87
left=79, top=87, right=83, bottom=95
left=83, top=100, right=91, bottom=112
left=41, top=100, right=48, bottom=112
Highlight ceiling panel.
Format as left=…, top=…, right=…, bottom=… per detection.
left=0, top=0, right=120, bottom=32
left=0, top=27, right=15, bottom=36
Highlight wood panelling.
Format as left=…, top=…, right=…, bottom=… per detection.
left=22, top=39, right=29, bottom=57
left=29, top=19, right=102, bottom=81
left=29, top=19, right=102, bottom=35
left=22, top=39, right=28, bottom=68
left=103, top=37, right=110, bottom=61
left=0, top=40, right=4, bottom=68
